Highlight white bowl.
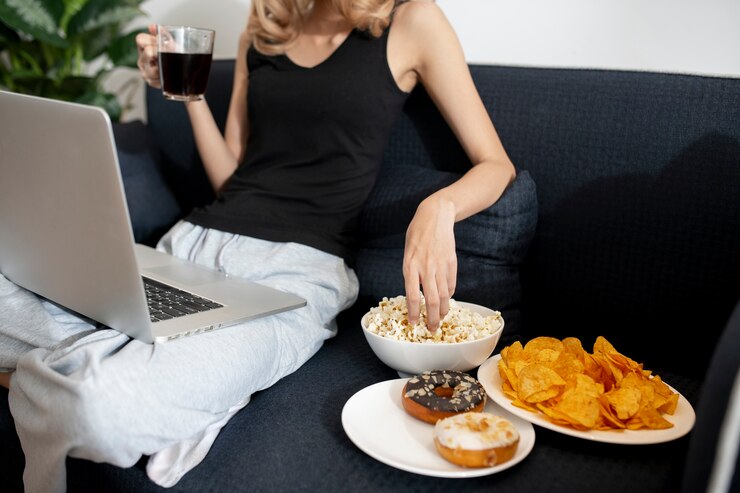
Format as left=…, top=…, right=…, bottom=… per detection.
left=361, top=301, right=504, bottom=376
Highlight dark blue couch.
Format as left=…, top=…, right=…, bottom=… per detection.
left=1, top=60, right=739, bottom=492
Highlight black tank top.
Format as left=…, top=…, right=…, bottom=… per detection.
left=186, top=27, right=410, bottom=264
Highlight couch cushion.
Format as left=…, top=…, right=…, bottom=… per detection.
left=470, top=67, right=740, bottom=376
left=355, top=166, right=537, bottom=343
left=113, top=121, right=182, bottom=246
left=144, top=60, right=235, bottom=215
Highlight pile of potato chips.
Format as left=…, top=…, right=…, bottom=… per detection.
left=498, top=336, right=679, bottom=431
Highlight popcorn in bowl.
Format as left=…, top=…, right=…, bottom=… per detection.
left=362, top=295, right=503, bottom=344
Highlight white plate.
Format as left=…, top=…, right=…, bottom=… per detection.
left=341, top=379, right=535, bottom=478
left=478, top=354, right=696, bottom=445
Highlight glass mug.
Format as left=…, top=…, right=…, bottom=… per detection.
left=157, top=25, right=215, bottom=102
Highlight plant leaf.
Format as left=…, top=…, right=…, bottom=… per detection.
left=107, top=28, right=143, bottom=68
left=67, top=0, right=143, bottom=37
left=52, top=74, right=99, bottom=98
left=12, top=45, right=45, bottom=75
left=0, top=0, right=67, bottom=47
left=40, top=0, right=64, bottom=23
left=0, top=20, right=21, bottom=43
left=1, top=0, right=147, bottom=122
left=60, top=0, right=90, bottom=34
left=78, top=24, right=116, bottom=61
left=0, top=72, right=53, bottom=96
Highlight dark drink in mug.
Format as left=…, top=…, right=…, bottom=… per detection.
left=157, top=25, right=215, bottom=102
left=159, top=52, right=213, bottom=99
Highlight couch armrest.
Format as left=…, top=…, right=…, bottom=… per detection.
left=682, top=299, right=740, bottom=492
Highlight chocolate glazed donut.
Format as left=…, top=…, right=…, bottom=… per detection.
left=402, top=370, right=487, bottom=424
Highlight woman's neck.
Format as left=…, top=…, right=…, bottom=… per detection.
left=304, top=0, right=351, bottom=35
left=284, top=0, right=353, bottom=67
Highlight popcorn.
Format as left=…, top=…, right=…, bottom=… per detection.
left=362, top=295, right=503, bottom=343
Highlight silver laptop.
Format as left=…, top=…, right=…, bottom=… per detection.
left=0, top=90, right=306, bottom=343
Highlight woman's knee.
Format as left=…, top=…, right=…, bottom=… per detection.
left=12, top=351, right=144, bottom=466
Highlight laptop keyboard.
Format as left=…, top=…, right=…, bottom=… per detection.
left=143, top=277, right=223, bottom=323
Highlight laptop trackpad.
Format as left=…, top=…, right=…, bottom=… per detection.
left=145, top=265, right=227, bottom=287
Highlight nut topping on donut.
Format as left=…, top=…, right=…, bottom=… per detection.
left=401, top=370, right=487, bottom=424
left=433, top=412, right=520, bottom=468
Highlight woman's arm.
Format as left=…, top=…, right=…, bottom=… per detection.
left=136, top=26, right=251, bottom=194
left=185, top=30, right=250, bottom=193
left=389, top=2, right=517, bottom=331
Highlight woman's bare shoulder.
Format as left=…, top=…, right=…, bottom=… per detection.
left=235, top=30, right=252, bottom=77
left=393, top=0, right=447, bottom=28
left=392, top=1, right=453, bottom=43
left=238, top=30, right=251, bottom=54
left=392, top=0, right=459, bottom=66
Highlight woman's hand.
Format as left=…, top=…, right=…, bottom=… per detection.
left=403, top=195, right=458, bottom=332
left=136, top=24, right=161, bottom=89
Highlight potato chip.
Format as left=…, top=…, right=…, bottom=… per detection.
left=554, top=391, right=601, bottom=429
left=634, top=405, right=674, bottom=430
left=501, top=381, right=518, bottom=401
left=497, top=335, right=678, bottom=432
left=566, top=373, right=604, bottom=398
left=598, top=396, right=626, bottom=429
left=658, top=393, right=679, bottom=415
left=605, top=387, right=641, bottom=420
left=562, top=337, right=586, bottom=360
left=498, top=359, right=520, bottom=393
left=523, top=336, right=564, bottom=356
left=536, top=403, right=575, bottom=427
left=511, top=398, right=539, bottom=413
left=501, top=341, right=523, bottom=365
left=593, top=336, right=617, bottom=354
left=583, top=353, right=609, bottom=387
left=517, top=364, right=566, bottom=403
left=550, top=351, right=585, bottom=381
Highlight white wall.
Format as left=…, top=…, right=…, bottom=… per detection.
left=113, top=0, right=740, bottom=122
left=442, top=0, right=740, bottom=77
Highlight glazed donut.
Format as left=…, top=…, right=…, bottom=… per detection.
left=401, top=370, right=487, bottom=424
left=434, top=412, right=520, bottom=468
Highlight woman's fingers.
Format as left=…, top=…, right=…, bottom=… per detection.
left=421, top=273, right=440, bottom=331
left=403, top=263, right=421, bottom=326
left=136, top=27, right=161, bottom=88
left=403, top=252, right=456, bottom=333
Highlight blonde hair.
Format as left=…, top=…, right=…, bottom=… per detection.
left=247, top=0, right=397, bottom=55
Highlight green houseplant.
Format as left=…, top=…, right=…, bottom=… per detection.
left=0, top=0, right=147, bottom=121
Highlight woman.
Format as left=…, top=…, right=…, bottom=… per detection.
left=0, top=0, right=515, bottom=490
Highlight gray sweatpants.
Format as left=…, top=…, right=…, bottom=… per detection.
left=0, top=221, right=359, bottom=493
